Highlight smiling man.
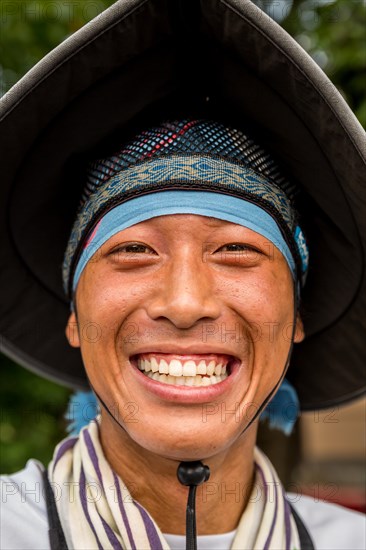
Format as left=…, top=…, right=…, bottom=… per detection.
left=1, top=1, right=365, bottom=550
left=58, top=117, right=311, bottom=549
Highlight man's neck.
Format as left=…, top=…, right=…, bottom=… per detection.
left=100, top=414, right=258, bottom=535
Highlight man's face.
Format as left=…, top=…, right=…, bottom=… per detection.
left=67, top=214, right=304, bottom=460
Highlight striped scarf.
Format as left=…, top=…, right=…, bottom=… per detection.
left=49, top=418, right=301, bottom=549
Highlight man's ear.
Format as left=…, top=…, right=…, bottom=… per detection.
left=293, top=313, right=305, bottom=343
left=66, top=311, right=81, bottom=348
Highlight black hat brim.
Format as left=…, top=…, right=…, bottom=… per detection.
left=1, top=0, right=365, bottom=409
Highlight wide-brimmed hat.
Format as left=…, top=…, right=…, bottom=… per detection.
left=1, top=0, right=365, bottom=410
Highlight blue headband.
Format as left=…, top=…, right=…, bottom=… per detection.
left=64, top=120, right=309, bottom=300
left=72, top=190, right=299, bottom=293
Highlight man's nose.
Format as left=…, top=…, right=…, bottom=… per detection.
left=145, top=252, right=221, bottom=329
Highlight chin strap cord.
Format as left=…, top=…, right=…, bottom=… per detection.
left=177, top=461, right=210, bottom=550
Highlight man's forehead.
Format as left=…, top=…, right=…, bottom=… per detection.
left=204, top=216, right=228, bottom=227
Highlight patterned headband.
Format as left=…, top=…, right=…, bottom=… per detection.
left=63, top=119, right=309, bottom=300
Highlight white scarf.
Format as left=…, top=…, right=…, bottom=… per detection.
left=49, top=418, right=300, bottom=549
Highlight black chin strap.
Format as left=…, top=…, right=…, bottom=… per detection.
left=173, top=282, right=300, bottom=550
left=89, top=388, right=212, bottom=550
left=177, top=461, right=211, bottom=550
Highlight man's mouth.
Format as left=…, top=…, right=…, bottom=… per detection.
left=131, top=353, right=235, bottom=387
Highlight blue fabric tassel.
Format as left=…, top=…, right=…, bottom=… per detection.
left=260, top=379, right=300, bottom=435
left=65, top=390, right=99, bottom=435
left=65, top=380, right=299, bottom=436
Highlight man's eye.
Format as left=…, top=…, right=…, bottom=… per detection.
left=111, top=243, right=156, bottom=255
left=216, top=243, right=261, bottom=254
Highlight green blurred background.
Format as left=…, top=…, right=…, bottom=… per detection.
left=1, top=0, right=365, bottom=474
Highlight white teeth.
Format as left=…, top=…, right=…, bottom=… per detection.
left=159, top=359, right=169, bottom=374
left=136, top=355, right=231, bottom=386
left=144, top=372, right=228, bottom=386
left=169, top=359, right=183, bottom=377
left=214, top=363, right=222, bottom=376
left=182, top=361, right=197, bottom=376
left=197, top=360, right=207, bottom=375
left=151, top=357, right=159, bottom=373
left=206, top=360, right=216, bottom=375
